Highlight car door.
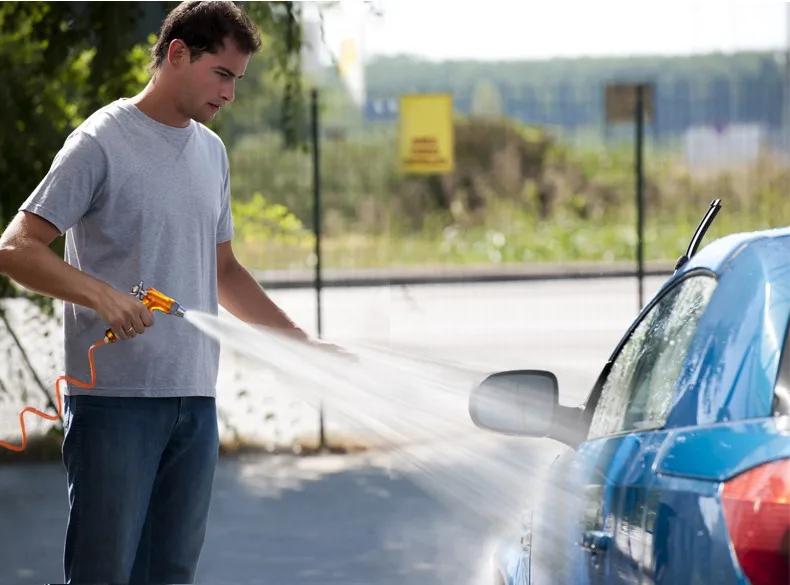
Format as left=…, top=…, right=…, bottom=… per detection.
left=529, top=272, right=717, bottom=585
left=590, top=273, right=718, bottom=584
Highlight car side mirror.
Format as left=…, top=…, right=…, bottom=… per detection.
left=469, top=370, right=559, bottom=437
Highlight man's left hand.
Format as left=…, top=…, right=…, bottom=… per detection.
left=309, top=338, right=358, bottom=361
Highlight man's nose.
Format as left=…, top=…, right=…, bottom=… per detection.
left=221, top=82, right=236, bottom=103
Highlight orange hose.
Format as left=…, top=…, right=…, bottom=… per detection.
left=0, top=338, right=109, bottom=452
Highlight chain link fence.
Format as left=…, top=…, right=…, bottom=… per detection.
left=231, top=78, right=790, bottom=284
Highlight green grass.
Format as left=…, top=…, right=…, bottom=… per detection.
left=233, top=210, right=780, bottom=272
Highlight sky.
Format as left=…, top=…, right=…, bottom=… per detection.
left=309, top=0, right=789, bottom=63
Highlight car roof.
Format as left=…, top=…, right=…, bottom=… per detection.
left=673, top=225, right=790, bottom=278
left=636, top=224, right=790, bottom=318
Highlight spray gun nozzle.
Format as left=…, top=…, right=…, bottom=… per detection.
left=132, top=281, right=187, bottom=316
left=104, top=281, right=187, bottom=342
left=170, top=302, right=187, bottom=318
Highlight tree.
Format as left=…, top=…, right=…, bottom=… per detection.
left=0, top=1, right=307, bottom=299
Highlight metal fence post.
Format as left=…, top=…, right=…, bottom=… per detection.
left=635, top=84, right=645, bottom=311
left=311, top=87, right=326, bottom=451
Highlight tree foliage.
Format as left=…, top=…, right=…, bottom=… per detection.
left=0, top=0, right=306, bottom=301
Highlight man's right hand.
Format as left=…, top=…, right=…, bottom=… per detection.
left=95, top=287, right=155, bottom=341
left=0, top=212, right=154, bottom=341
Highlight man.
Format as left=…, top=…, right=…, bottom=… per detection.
left=0, top=2, right=325, bottom=583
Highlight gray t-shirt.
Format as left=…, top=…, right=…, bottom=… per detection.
left=20, top=98, right=234, bottom=398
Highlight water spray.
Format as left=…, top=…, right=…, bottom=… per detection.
left=183, top=311, right=565, bottom=536
left=1, top=279, right=574, bottom=546
left=0, top=281, right=187, bottom=452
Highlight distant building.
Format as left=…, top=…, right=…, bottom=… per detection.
left=684, top=124, right=767, bottom=172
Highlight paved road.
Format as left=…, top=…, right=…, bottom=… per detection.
left=1, top=452, right=512, bottom=585
left=0, top=276, right=668, bottom=584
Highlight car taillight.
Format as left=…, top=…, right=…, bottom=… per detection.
left=721, top=459, right=790, bottom=585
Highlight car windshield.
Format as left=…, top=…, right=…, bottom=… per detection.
left=589, top=275, right=717, bottom=438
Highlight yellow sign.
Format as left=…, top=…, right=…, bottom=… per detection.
left=398, top=93, right=454, bottom=174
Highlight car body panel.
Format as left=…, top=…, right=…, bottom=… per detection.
left=488, top=227, right=790, bottom=585
left=494, top=541, right=530, bottom=585
left=521, top=430, right=753, bottom=585
left=668, top=235, right=790, bottom=429
left=654, top=417, right=790, bottom=481
left=639, top=471, right=743, bottom=584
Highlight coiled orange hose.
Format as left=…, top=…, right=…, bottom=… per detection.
left=0, top=338, right=108, bottom=452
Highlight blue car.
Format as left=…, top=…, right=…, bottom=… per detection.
left=469, top=201, right=790, bottom=585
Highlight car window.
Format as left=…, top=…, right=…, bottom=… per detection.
left=587, top=274, right=717, bottom=440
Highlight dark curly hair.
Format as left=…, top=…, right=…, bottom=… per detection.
left=149, top=1, right=262, bottom=72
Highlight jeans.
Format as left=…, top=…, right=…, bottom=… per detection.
left=61, top=394, right=219, bottom=584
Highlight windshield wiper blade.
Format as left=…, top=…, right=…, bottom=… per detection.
left=675, top=199, right=722, bottom=272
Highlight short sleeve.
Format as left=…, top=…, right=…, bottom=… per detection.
left=216, top=151, right=234, bottom=244
left=19, top=131, right=108, bottom=235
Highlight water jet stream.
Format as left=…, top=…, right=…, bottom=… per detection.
left=186, top=310, right=576, bottom=554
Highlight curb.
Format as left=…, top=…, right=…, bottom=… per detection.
left=252, top=261, right=677, bottom=290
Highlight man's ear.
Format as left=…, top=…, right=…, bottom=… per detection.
left=167, top=39, right=190, bottom=68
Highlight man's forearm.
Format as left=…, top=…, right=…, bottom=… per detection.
left=217, top=260, right=308, bottom=340
left=0, top=236, right=109, bottom=311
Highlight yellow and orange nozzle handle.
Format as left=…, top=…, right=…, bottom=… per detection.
left=0, top=282, right=186, bottom=453
left=103, top=282, right=186, bottom=342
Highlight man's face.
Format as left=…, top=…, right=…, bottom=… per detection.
left=171, top=38, right=251, bottom=124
